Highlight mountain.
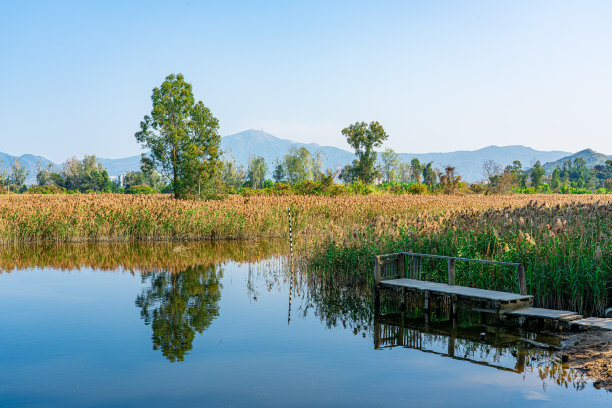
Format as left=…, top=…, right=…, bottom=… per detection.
left=0, top=152, right=56, bottom=184
left=541, top=149, right=612, bottom=174
left=3, top=130, right=605, bottom=184
left=220, top=130, right=571, bottom=182
left=396, top=145, right=571, bottom=183
left=220, top=129, right=354, bottom=172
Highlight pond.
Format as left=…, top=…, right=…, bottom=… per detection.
left=0, top=242, right=609, bottom=407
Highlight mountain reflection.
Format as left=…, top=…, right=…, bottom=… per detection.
left=135, top=264, right=223, bottom=362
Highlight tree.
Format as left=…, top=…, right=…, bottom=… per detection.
left=247, top=155, right=268, bottom=189
left=381, top=148, right=400, bottom=183
left=284, top=147, right=312, bottom=183
left=10, top=158, right=29, bottom=191
left=339, top=162, right=358, bottom=183
left=272, top=158, right=286, bottom=183
left=135, top=264, right=222, bottom=362
left=530, top=160, right=545, bottom=188
left=220, top=153, right=246, bottom=191
left=136, top=73, right=221, bottom=199
left=312, top=151, right=326, bottom=182
left=550, top=168, right=561, bottom=190
left=439, top=166, right=461, bottom=194
left=422, top=162, right=437, bottom=189
left=342, top=121, right=388, bottom=184
left=36, top=162, right=55, bottom=187
left=410, top=158, right=422, bottom=183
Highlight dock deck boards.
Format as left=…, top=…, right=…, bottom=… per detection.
left=379, top=278, right=532, bottom=303
left=570, top=317, right=612, bottom=331
left=505, top=307, right=582, bottom=321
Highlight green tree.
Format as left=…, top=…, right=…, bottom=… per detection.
left=410, top=158, right=422, bottom=183
left=272, top=158, right=286, bottom=183
left=550, top=168, right=561, bottom=190
left=136, top=73, right=221, bottom=199
left=221, top=153, right=246, bottom=192
left=312, top=151, right=326, bottom=182
left=342, top=121, right=388, bottom=184
left=422, top=162, right=437, bottom=189
left=10, top=158, right=29, bottom=191
left=284, top=147, right=312, bottom=183
left=135, top=264, right=222, bottom=362
left=530, top=160, right=545, bottom=188
left=381, top=148, right=400, bottom=183
left=36, top=162, right=55, bottom=187
left=247, top=155, right=268, bottom=189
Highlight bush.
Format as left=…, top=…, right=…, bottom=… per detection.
left=407, top=183, right=428, bottom=195
left=470, top=183, right=485, bottom=194
left=125, top=185, right=158, bottom=194
left=26, top=185, right=68, bottom=194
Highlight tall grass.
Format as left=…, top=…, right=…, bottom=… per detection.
left=307, top=201, right=611, bottom=316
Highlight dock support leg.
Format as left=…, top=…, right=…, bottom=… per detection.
left=451, top=294, right=458, bottom=318
left=374, top=286, right=381, bottom=317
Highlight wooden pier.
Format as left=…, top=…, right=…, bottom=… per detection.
left=373, top=252, right=612, bottom=330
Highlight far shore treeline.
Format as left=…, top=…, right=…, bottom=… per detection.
left=1, top=73, right=611, bottom=198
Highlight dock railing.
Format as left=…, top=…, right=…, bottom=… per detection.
left=374, top=252, right=527, bottom=296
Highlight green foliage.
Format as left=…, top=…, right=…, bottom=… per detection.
left=381, top=148, right=400, bottom=183
left=247, top=155, right=268, bottom=189
left=26, top=185, right=68, bottom=194
left=284, top=147, right=313, bottom=183
left=342, top=121, right=388, bottom=184
left=407, top=183, right=428, bottom=195
left=125, top=184, right=158, bottom=194
left=135, top=73, right=221, bottom=199
left=136, top=264, right=222, bottom=362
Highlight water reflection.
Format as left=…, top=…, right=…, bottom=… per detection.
left=135, top=264, right=222, bottom=362
left=0, top=241, right=600, bottom=393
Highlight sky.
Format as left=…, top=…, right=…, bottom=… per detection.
left=1, top=0, right=612, bottom=162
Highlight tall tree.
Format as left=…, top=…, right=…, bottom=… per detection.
left=422, top=162, right=437, bottom=189
left=530, top=160, right=545, bottom=188
left=381, top=148, right=400, bottom=183
left=312, top=151, right=326, bottom=182
left=10, top=158, right=29, bottom=191
left=342, top=121, right=388, bottom=184
left=272, top=158, right=286, bottom=183
left=284, top=147, right=312, bottom=183
left=247, top=155, right=268, bottom=189
left=410, top=158, right=422, bottom=183
left=136, top=73, right=220, bottom=199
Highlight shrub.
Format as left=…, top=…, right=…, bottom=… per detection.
left=407, top=183, right=428, bottom=195
left=125, top=185, right=158, bottom=194
left=26, top=185, right=68, bottom=194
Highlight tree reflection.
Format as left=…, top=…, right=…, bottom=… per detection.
left=135, top=264, right=222, bottom=362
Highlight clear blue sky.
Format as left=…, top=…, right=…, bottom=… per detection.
left=1, top=0, right=611, bottom=162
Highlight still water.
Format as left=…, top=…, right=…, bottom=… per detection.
left=0, top=242, right=609, bottom=407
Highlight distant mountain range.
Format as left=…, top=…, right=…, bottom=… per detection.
left=541, top=148, right=612, bottom=174
left=1, top=129, right=609, bottom=183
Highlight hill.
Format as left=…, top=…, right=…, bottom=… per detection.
left=3, top=130, right=602, bottom=184
left=541, top=149, right=612, bottom=174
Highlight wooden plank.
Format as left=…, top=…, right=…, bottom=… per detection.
left=506, top=307, right=579, bottom=320
left=379, top=278, right=532, bottom=302
left=569, top=317, right=612, bottom=331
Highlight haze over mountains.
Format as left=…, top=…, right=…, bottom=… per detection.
left=1, top=130, right=609, bottom=184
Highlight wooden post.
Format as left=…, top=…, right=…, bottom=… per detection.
left=423, top=290, right=430, bottom=313
left=447, top=258, right=455, bottom=286
left=397, top=253, right=405, bottom=279
left=400, top=288, right=406, bottom=312
left=374, top=256, right=381, bottom=286
left=517, top=264, right=527, bottom=295
left=451, top=294, right=458, bottom=317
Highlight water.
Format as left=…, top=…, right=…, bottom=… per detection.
left=0, top=242, right=609, bottom=407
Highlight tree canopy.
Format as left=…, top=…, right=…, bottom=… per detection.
left=342, top=121, right=388, bottom=184
left=136, top=73, right=221, bottom=199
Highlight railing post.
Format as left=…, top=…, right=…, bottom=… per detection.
left=397, top=253, right=405, bottom=279
left=517, top=264, right=527, bottom=295
left=447, top=258, right=455, bottom=286
left=374, top=256, right=381, bottom=286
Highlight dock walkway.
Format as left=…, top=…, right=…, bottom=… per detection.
left=374, top=252, right=611, bottom=330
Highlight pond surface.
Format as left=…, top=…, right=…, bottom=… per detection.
left=0, top=242, right=609, bottom=407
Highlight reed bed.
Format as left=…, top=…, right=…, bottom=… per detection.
left=0, top=193, right=610, bottom=315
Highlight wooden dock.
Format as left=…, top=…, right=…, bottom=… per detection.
left=374, top=252, right=612, bottom=330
